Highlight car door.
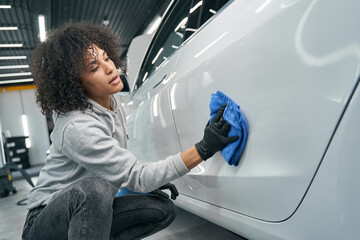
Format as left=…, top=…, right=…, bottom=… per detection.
left=124, top=0, right=193, bottom=162
left=169, top=0, right=360, bottom=221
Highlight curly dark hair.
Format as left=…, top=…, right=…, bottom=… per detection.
left=30, top=21, right=122, bottom=116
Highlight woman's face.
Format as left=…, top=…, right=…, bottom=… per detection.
left=80, top=44, right=123, bottom=106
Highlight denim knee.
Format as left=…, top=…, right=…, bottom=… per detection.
left=70, top=177, right=116, bottom=214
left=159, top=198, right=176, bottom=227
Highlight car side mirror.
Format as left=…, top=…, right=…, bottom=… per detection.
left=126, top=34, right=153, bottom=92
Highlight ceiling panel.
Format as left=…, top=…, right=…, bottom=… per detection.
left=0, top=0, right=167, bottom=86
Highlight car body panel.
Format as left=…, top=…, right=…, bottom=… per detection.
left=174, top=78, right=360, bottom=239
left=124, top=0, right=360, bottom=237
left=168, top=0, right=360, bottom=221
left=125, top=49, right=182, bottom=162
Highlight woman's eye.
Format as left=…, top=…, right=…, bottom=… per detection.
left=91, top=66, right=99, bottom=72
left=105, top=57, right=110, bottom=61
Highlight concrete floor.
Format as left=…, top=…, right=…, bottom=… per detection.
left=0, top=172, right=245, bottom=240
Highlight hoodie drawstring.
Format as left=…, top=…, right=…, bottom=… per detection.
left=105, top=111, right=116, bottom=137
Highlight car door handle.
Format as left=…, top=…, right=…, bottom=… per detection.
left=153, top=74, right=167, bottom=89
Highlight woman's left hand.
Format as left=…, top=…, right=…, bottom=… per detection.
left=150, top=183, right=179, bottom=200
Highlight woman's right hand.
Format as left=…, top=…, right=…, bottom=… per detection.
left=195, top=104, right=239, bottom=160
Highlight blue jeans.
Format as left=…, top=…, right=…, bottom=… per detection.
left=22, top=177, right=176, bottom=240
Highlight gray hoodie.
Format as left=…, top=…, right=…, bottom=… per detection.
left=27, top=96, right=189, bottom=210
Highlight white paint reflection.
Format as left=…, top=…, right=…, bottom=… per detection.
left=170, top=82, right=178, bottom=110
left=255, top=0, right=272, bottom=14
left=280, top=0, right=300, bottom=9
left=191, top=164, right=206, bottom=175
left=153, top=93, right=159, bottom=117
left=194, top=32, right=228, bottom=58
left=295, top=0, right=360, bottom=67
left=201, top=72, right=215, bottom=88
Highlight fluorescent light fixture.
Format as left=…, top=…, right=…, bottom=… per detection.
left=0, top=78, right=34, bottom=84
left=38, top=15, right=46, bottom=42
left=142, top=72, right=148, bottom=83
left=190, top=1, right=203, bottom=13
left=0, top=56, right=27, bottom=60
left=0, top=72, right=32, bottom=78
left=185, top=28, right=197, bottom=32
left=146, top=16, right=162, bottom=34
left=25, top=138, right=31, bottom=148
left=209, top=9, right=216, bottom=14
left=0, top=65, right=29, bottom=70
left=21, top=114, right=29, bottom=136
left=0, top=27, right=18, bottom=30
left=0, top=44, right=23, bottom=48
left=0, top=5, right=11, bottom=8
left=174, top=17, right=188, bottom=32
left=152, top=48, right=163, bottom=64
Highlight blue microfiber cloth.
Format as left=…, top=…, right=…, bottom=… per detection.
left=116, top=188, right=146, bottom=197
left=209, top=91, right=248, bottom=166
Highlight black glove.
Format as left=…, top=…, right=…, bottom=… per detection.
left=149, top=183, right=179, bottom=200
left=195, top=104, right=239, bottom=160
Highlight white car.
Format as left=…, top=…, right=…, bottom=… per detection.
left=118, top=0, right=360, bottom=239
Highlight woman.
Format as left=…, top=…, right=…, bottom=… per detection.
left=22, top=22, right=238, bottom=240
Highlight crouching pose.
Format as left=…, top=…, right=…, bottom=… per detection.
left=22, top=22, right=238, bottom=240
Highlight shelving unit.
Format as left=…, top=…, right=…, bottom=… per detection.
left=4, top=136, right=30, bottom=169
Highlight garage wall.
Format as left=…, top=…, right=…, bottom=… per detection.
left=0, top=89, right=50, bottom=166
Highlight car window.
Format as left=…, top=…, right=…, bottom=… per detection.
left=135, top=0, right=193, bottom=90
left=183, top=0, right=231, bottom=42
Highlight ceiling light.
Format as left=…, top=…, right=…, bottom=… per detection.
left=0, top=44, right=23, bottom=48
left=0, top=78, right=34, bottom=84
left=0, top=65, right=29, bottom=70
left=38, top=15, right=46, bottom=42
left=0, top=27, right=18, bottom=30
left=190, top=1, right=203, bottom=13
left=102, top=15, right=110, bottom=26
left=174, top=17, right=188, bottom=32
left=152, top=48, right=163, bottom=64
left=0, top=72, right=32, bottom=78
left=0, top=56, right=27, bottom=60
left=0, top=5, right=11, bottom=9
left=21, top=114, right=29, bottom=137
left=209, top=9, right=216, bottom=14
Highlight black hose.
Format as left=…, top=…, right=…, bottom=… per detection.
left=3, top=163, right=35, bottom=206
left=17, top=198, right=28, bottom=206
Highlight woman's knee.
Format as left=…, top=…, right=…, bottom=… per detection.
left=70, top=177, right=116, bottom=210
left=156, top=197, right=176, bottom=227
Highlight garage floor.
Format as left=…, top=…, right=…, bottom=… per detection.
left=0, top=172, right=245, bottom=240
